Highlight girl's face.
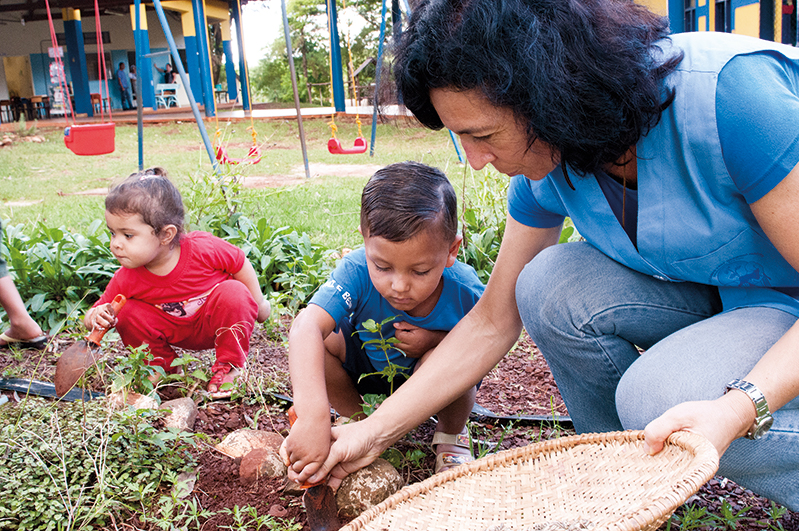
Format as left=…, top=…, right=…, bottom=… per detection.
left=362, top=228, right=462, bottom=318
left=429, top=88, right=558, bottom=180
left=105, top=211, right=174, bottom=272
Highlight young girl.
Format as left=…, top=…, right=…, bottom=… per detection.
left=85, top=168, right=270, bottom=398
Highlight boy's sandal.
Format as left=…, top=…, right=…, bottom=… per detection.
left=0, top=332, right=49, bottom=351
left=432, top=427, right=474, bottom=474
left=207, top=366, right=244, bottom=399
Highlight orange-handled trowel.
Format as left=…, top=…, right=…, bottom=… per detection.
left=286, top=406, right=342, bottom=531
left=54, top=294, right=126, bottom=397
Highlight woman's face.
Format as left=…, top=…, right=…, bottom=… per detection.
left=430, top=88, right=558, bottom=180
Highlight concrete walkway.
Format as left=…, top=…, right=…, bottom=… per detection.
left=1, top=103, right=411, bottom=132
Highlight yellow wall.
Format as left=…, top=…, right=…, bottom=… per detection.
left=733, top=3, right=761, bottom=36
left=3, top=56, right=34, bottom=98
left=637, top=0, right=669, bottom=16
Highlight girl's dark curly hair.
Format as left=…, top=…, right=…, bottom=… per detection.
left=106, top=167, right=185, bottom=245
left=394, top=0, right=683, bottom=177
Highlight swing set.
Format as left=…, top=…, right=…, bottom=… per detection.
left=45, top=0, right=116, bottom=156
left=326, top=0, right=367, bottom=155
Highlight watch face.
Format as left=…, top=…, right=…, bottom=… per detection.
left=752, top=416, right=774, bottom=439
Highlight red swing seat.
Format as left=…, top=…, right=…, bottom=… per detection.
left=215, top=143, right=262, bottom=165
left=64, top=123, right=116, bottom=156
left=328, top=136, right=367, bottom=155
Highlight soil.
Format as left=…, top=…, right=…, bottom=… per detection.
left=1, top=318, right=797, bottom=530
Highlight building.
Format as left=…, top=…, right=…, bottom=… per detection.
left=0, top=0, right=253, bottom=121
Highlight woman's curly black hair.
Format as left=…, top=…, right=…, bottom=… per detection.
left=394, top=0, right=684, bottom=177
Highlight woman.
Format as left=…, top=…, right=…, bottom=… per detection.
left=292, top=0, right=799, bottom=509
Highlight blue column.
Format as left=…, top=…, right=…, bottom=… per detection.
left=221, top=20, right=238, bottom=102
left=62, top=9, right=93, bottom=116
left=192, top=0, right=216, bottom=117
left=229, top=0, right=250, bottom=110
left=181, top=12, right=204, bottom=107
left=223, top=41, right=238, bottom=102
left=326, top=0, right=345, bottom=111
left=131, top=3, right=155, bottom=109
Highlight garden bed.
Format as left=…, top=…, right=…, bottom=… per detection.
left=1, top=317, right=797, bottom=530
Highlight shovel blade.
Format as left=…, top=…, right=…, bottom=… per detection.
left=303, top=485, right=340, bottom=531
left=54, top=341, right=98, bottom=397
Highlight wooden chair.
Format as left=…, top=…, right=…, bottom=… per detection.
left=0, top=100, right=12, bottom=123
left=30, top=96, right=51, bottom=120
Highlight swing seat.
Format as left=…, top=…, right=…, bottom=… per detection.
left=215, top=144, right=262, bottom=165
left=328, top=136, right=367, bottom=155
left=64, top=123, right=115, bottom=156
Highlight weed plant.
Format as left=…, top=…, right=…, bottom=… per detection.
left=0, top=397, right=196, bottom=530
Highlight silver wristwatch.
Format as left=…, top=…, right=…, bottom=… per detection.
left=725, top=379, right=774, bottom=440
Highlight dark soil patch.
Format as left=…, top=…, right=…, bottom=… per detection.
left=1, top=318, right=797, bottom=530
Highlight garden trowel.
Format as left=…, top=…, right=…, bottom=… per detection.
left=54, top=294, right=126, bottom=397
left=286, top=406, right=341, bottom=531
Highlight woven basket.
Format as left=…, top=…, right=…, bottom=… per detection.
left=341, top=430, right=718, bottom=531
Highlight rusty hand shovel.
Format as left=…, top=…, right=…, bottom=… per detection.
left=54, top=294, right=126, bottom=397
left=286, top=406, right=341, bottom=531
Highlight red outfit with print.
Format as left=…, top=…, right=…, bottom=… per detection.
left=94, top=232, right=258, bottom=373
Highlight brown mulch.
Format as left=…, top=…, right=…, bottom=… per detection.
left=1, top=319, right=797, bottom=530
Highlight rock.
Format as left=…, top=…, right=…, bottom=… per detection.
left=107, top=390, right=159, bottom=411
left=160, top=397, right=198, bottom=431
left=239, top=447, right=287, bottom=485
left=268, top=504, right=288, bottom=517
left=215, top=429, right=284, bottom=458
left=336, top=458, right=404, bottom=518
left=284, top=478, right=305, bottom=495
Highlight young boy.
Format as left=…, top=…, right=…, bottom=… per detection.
left=283, top=161, right=485, bottom=477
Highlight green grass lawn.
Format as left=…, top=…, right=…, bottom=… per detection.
left=1, top=118, right=474, bottom=250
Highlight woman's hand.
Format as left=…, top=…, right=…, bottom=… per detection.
left=643, top=391, right=755, bottom=457
left=393, top=323, right=446, bottom=358
left=293, top=419, right=388, bottom=489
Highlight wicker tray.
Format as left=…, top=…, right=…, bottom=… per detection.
left=342, top=430, right=719, bottom=531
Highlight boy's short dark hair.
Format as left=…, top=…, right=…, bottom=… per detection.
left=106, top=167, right=185, bottom=243
left=360, top=161, right=457, bottom=243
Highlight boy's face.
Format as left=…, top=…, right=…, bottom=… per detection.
left=362, top=227, right=462, bottom=317
left=105, top=211, right=171, bottom=271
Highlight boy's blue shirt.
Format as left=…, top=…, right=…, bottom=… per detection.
left=309, top=247, right=486, bottom=372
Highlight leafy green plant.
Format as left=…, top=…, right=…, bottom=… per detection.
left=360, top=392, right=385, bottom=417
left=381, top=447, right=427, bottom=470
left=356, top=315, right=411, bottom=395
left=0, top=397, right=196, bottom=531
left=1, top=219, right=117, bottom=334
left=110, top=343, right=166, bottom=397
left=220, top=505, right=303, bottom=531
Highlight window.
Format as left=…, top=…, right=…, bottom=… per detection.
left=716, top=0, right=732, bottom=32
left=685, top=0, right=697, bottom=31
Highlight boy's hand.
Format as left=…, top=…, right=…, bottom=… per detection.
left=256, top=299, right=271, bottom=323
left=88, top=303, right=118, bottom=331
left=281, top=417, right=332, bottom=480
left=393, top=322, right=446, bottom=358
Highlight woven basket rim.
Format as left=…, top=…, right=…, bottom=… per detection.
left=342, top=429, right=719, bottom=531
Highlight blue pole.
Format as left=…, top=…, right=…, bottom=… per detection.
left=369, top=0, right=388, bottom=157
left=327, top=0, right=346, bottom=112
left=135, top=0, right=144, bottom=170
left=448, top=130, right=464, bottom=164
left=151, top=0, right=219, bottom=173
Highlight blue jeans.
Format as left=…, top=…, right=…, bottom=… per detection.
left=516, top=242, right=799, bottom=510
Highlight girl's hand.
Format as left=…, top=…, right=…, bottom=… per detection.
left=393, top=322, right=446, bottom=358
left=280, top=418, right=332, bottom=481
left=88, top=303, right=118, bottom=331
left=643, top=391, right=754, bottom=458
left=256, top=299, right=271, bottom=323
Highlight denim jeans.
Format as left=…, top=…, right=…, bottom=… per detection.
left=516, top=241, right=799, bottom=510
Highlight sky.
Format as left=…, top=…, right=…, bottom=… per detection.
left=238, top=2, right=283, bottom=64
